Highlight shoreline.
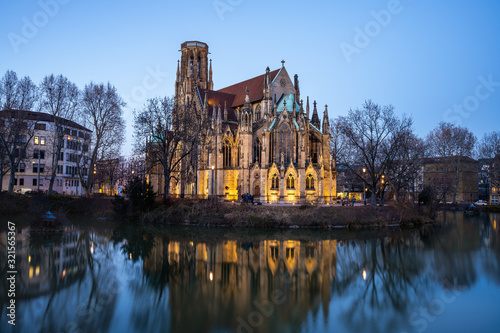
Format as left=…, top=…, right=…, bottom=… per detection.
left=7, top=193, right=497, bottom=230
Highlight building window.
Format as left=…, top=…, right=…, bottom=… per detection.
left=253, top=139, right=262, bottom=164
left=287, top=174, right=295, bottom=189
left=57, top=165, right=63, bottom=174
left=223, top=141, right=232, bottom=168
left=14, top=178, right=17, bottom=185
left=40, top=136, right=45, bottom=145
left=32, top=164, right=45, bottom=173
left=278, top=123, right=292, bottom=164
left=35, top=123, right=46, bottom=130
left=306, top=174, right=314, bottom=190
left=271, top=173, right=279, bottom=189
left=34, top=136, right=39, bottom=145
left=33, top=179, right=37, bottom=186
left=17, top=163, right=25, bottom=173
left=19, top=178, right=24, bottom=186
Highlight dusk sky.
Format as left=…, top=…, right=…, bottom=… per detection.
left=1, top=0, right=499, bottom=155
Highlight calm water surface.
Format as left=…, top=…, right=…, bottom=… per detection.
left=1, top=211, right=500, bottom=333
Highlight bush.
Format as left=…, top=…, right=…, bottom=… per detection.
left=418, top=186, right=435, bottom=206
left=124, top=177, right=156, bottom=214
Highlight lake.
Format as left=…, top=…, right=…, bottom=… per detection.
left=1, top=211, right=499, bottom=333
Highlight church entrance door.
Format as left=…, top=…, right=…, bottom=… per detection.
left=254, top=185, right=260, bottom=198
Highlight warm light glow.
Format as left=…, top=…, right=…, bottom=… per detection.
left=189, top=241, right=194, bottom=246
left=67, top=135, right=71, bottom=140
left=129, top=253, right=132, bottom=259
left=28, top=255, right=31, bottom=263
left=131, top=170, right=135, bottom=174
left=495, top=220, right=497, bottom=230
left=90, top=242, right=94, bottom=254
left=209, top=272, right=213, bottom=281
left=62, top=269, right=66, bottom=279
left=35, top=266, right=40, bottom=276
left=362, top=168, right=366, bottom=173
left=212, top=166, right=214, bottom=170
left=363, top=269, right=367, bottom=280
left=381, top=179, right=385, bottom=184
left=29, top=266, right=34, bottom=279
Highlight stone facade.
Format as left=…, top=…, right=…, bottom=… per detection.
left=169, top=41, right=336, bottom=203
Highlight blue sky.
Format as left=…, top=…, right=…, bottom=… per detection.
left=1, top=0, right=499, bottom=155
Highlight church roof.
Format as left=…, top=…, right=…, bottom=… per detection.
left=217, top=69, right=280, bottom=107
left=198, top=88, right=238, bottom=121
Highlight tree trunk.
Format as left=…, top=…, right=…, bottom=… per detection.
left=48, top=131, right=63, bottom=195
left=8, top=157, right=16, bottom=193
left=163, top=167, right=170, bottom=200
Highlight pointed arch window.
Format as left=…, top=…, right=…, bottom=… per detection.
left=271, top=173, right=279, bottom=189
left=309, top=134, right=320, bottom=164
left=197, top=56, right=201, bottom=78
left=306, top=174, right=314, bottom=190
left=189, top=56, right=194, bottom=78
left=287, top=174, right=295, bottom=189
left=223, top=141, right=232, bottom=168
left=253, top=139, right=262, bottom=164
left=279, top=123, right=292, bottom=164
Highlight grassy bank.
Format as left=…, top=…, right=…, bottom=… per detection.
left=0, top=193, right=435, bottom=229
left=140, top=200, right=434, bottom=229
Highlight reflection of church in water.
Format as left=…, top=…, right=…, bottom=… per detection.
left=151, top=41, right=337, bottom=203
left=143, top=237, right=337, bottom=331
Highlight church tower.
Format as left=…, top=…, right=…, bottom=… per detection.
left=175, top=41, right=213, bottom=106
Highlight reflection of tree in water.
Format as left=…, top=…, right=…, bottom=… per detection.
left=8, top=225, right=121, bottom=333
left=423, top=211, right=480, bottom=289
left=479, top=213, right=500, bottom=284
left=111, top=223, right=155, bottom=262
left=334, top=234, right=427, bottom=333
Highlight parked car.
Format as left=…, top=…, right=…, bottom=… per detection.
left=475, top=200, right=488, bottom=206
left=15, top=188, right=32, bottom=194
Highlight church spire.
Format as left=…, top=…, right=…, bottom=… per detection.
left=306, top=96, right=310, bottom=119
left=176, top=60, right=180, bottom=83
left=209, top=59, right=213, bottom=88
left=322, top=104, right=330, bottom=134
left=311, top=100, right=321, bottom=129
left=212, top=104, right=217, bottom=129
left=294, top=74, right=300, bottom=102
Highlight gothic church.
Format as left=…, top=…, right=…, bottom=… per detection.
left=171, top=41, right=336, bottom=203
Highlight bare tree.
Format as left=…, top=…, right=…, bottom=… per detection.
left=385, top=130, right=426, bottom=203
left=78, top=82, right=125, bottom=196
left=133, top=96, right=206, bottom=199
left=330, top=116, right=348, bottom=166
left=39, top=74, right=79, bottom=194
left=0, top=70, right=38, bottom=193
left=336, top=100, right=413, bottom=205
left=477, top=130, right=500, bottom=191
left=426, top=122, right=477, bottom=201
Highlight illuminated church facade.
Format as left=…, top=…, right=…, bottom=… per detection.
left=170, top=41, right=336, bottom=203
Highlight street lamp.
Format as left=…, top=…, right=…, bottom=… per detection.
left=362, top=168, right=366, bottom=204
left=211, top=165, right=214, bottom=198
